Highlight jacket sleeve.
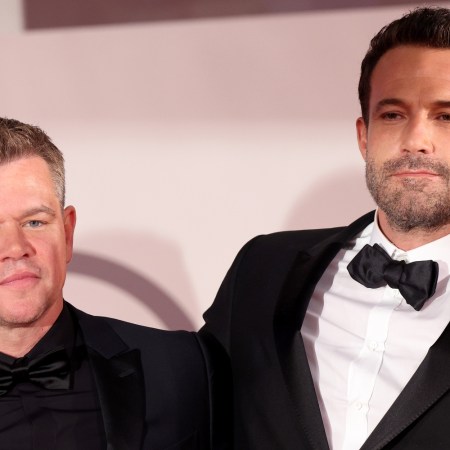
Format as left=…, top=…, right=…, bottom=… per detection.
left=200, top=236, right=261, bottom=354
left=197, top=236, right=261, bottom=450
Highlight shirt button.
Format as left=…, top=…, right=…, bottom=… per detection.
left=368, top=341, right=378, bottom=351
left=355, top=401, right=363, bottom=411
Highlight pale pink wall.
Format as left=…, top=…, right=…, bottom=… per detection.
left=0, top=3, right=444, bottom=329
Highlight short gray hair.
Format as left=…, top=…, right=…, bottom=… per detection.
left=0, top=118, right=65, bottom=207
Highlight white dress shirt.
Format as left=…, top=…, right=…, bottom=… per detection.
left=301, top=216, right=450, bottom=450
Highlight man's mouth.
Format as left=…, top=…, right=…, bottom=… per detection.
left=392, top=170, right=440, bottom=177
left=0, top=272, right=39, bottom=287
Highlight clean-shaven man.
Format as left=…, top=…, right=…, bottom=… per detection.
left=0, top=117, right=214, bottom=450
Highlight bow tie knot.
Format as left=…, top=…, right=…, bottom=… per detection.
left=11, top=362, right=29, bottom=384
left=383, top=260, right=406, bottom=288
left=347, top=243, right=439, bottom=311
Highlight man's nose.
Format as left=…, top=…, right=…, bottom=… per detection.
left=0, top=226, right=34, bottom=261
left=401, top=117, right=434, bottom=154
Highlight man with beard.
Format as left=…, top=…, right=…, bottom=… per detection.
left=201, top=6, right=450, bottom=450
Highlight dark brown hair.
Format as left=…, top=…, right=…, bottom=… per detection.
left=359, top=7, right=450, bottom=124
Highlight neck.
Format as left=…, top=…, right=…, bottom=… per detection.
left=377, top=211, right=450, bottom=251
left=0, top=326, right=53, bottom=358
left=0, top=302, right=62, bottom=358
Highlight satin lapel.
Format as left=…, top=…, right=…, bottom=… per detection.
left=88, top=348, right=145, bottom=450
left=68, top=305, right=146, bottom=450
left=273, top=212, right=375, bottom=450
left=360, top=320, right=450, bottom=450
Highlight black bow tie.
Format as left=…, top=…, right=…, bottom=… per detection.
left=0, top=346, right=72, bottom=396
left=347, top=243, right=439, bottom=311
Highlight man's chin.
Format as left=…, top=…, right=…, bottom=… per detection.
left=0, top=311, right=43, bottom=327
left=0, top=302, right=50, bottom=328
left=383, top=203, right=450, bottom=232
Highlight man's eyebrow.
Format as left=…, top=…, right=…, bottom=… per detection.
left=374, top=98, right=405, bottom=112
left=20, top=206, right=56, bottom=218
left=433, top=100, right=450, bottom=108
left=374, top=98, right=450, bottom=111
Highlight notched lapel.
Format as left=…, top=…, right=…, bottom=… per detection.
left=89, top=347, right=146, bottom=450
left=275, top=211, right=375, bottom=331
left=67, top=305, right=146, bottom=450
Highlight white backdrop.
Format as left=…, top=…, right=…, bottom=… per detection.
left=0, top=3, right=446, bottom=329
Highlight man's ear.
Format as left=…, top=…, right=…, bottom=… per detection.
left=63, top=205, right=77, bottom=263
left=356, top=117, right=368, bottom=160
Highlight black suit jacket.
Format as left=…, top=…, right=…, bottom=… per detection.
left=66, top=302, right=213, bottom=450
left=201, top=211, right=450, bottom=449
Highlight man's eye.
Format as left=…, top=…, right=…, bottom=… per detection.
left=438, top=113, right=450, bottom=121
left=26, top=220, right=44, bottom=228
left=381, top=112, right=402, bottom=120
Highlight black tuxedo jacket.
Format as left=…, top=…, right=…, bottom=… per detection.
left=201, top=211, right=450, bottom=449
left=66, top=302, right=213, bottom=450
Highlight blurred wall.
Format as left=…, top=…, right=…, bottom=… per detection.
left=0, top=2, right=446, bottom=329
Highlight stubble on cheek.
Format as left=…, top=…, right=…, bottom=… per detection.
left=365, top=154, right=450, bottom=232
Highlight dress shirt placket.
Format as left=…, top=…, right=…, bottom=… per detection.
left=342, top=285, right=402, bottom=450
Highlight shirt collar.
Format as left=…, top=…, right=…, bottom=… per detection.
left=369, top=209, right=450, bottom=279
left=28, top=304, right=75, bottom=359
left=0, top=304, right=76, bottom=364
